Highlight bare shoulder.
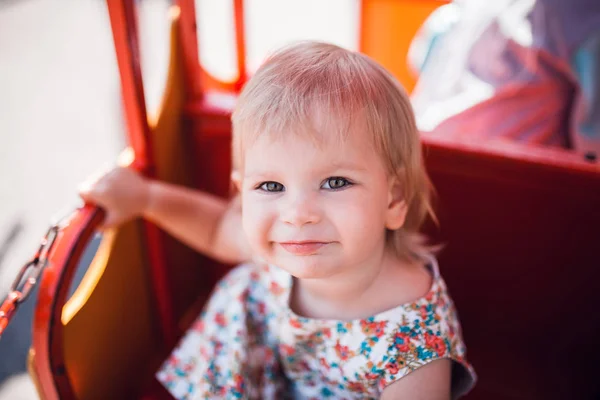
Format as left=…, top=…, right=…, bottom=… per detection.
left=367, top=256, right=433, bottom=316
left=385, top=258, right=433, bottom=305
left=380, top=359, right=451, bottom=400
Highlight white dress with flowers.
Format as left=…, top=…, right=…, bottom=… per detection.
left=157, top=259, right=476, bottom=399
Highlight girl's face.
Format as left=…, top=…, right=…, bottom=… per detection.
left=238, top=128, right=406, bottom=280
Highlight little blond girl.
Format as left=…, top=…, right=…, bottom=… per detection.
left=81, top=41, right=476, bottom=399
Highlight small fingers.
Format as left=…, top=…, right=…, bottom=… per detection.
left=100, top=211, right=127, bottom=230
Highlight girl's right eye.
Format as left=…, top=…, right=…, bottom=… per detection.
left=259, top=181, right=284, bottom=192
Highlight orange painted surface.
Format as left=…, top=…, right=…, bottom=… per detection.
left=360, top=0, right=448, bottom=93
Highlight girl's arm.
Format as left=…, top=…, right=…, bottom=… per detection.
left=380, top=359, right=451, bottom=400
left=79, top=166, right=251, bottom=265
left=143, top=181, right=250, bottom=264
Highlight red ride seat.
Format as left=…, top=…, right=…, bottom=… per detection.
left=422, top=135, right=600, bottom=399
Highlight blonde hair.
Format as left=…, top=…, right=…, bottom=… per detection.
left=232, top=41, right=435, bottom=261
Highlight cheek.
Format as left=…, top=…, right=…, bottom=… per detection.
left=327, top=190, right=387, bottom=243
left=242, top=196, right=276, bottom=248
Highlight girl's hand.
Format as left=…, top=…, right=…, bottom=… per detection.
left=79, top=166, right=150, bottom=229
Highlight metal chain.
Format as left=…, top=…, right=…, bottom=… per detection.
left=0, top=223, right=61, bottom=339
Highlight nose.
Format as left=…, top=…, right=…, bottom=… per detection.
left=280, top=191, right=321, bottom=227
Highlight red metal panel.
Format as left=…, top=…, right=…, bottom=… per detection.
left=106, top=0, right=176, bottom=349
left=31, top=206, right=105, bottom=400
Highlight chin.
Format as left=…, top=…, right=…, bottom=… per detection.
left=276, top=254, right=338, bottom=279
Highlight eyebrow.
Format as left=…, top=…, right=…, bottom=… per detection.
left=243, top=162, right=367, bottom=179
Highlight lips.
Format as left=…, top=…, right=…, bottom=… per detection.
left=278, top=241, right=329, bottom=256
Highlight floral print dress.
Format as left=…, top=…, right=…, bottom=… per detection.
left=157, top=258, right=476, bottom=399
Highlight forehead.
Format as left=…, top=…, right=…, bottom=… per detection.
left=242, top=127, right=384, bottom=176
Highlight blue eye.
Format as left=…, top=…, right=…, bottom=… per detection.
left=259, top=181, right=284, bottom=192
left=322, top=177, right=351, bottom=190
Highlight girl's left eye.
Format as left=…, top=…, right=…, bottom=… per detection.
left=322, top=177, right=351, bottom=190
left=259, top=181, right=284, bottom=192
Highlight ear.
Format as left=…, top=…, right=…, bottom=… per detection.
left=385, top=177, right=408, bottom=230
left=231, top=170, right=242, bottom=193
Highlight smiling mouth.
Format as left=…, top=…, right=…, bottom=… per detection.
left=278, top=241, right=330, bottom=256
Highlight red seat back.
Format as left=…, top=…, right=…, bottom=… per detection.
left=422, top=134, right=600, bottom=399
